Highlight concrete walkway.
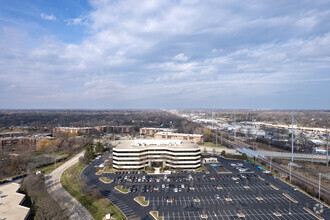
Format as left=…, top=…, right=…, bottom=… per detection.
left=46, top=151, right=93, bottom=220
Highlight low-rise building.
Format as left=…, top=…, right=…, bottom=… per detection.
left=154, top=132, right=203, bottom=144
left=53, top=125, right=135, bottom=135
left=139, top=127, right=177, bottom=135
left=113, top=139, right=201, bottom=170
left=53, top=127, right=94, bottom=135
left=0, top=135, right=53, bottom=153
left=0, top=183, right=30, bottom=220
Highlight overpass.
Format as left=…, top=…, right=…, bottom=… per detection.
left=258, top=150, right=328, bottom=163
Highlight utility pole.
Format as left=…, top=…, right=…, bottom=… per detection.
left=319, top=173, right=321, bottom=200
left=221, top=131, right=223, bottom=145
left=234, top=113, right=236, bottom=140
left=291, top=112, right=294, bottom=162
left=289, top=165, right=292, bottom=183
left=270, top=155, right=272, bottom=172
left=327, top=130, right=329, bottom=168
left=216, top=129, right=218, bottom=148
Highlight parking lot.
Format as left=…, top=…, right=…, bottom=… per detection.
left=81, top=154, right=330, bottom=220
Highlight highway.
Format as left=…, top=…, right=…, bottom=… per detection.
left=222, top=138, right=330, bottom=201
left=45, top=151, right=93, bottom=220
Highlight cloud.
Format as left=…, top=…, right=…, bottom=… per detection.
left=173, top=53, right=189, bottom=62
left=40, top=13, right=56, bottom=21
left=1, top=0, right=330, bottom=109
left=65, top=16, right=88, bottom=26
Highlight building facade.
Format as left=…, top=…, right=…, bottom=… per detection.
left=53, top=125, right=135, bottom=135
left=154, top=132, right=203, bottom=144
left=113, top=139, right=201, bottom=170
left=139, top=127, right=177, bottom=135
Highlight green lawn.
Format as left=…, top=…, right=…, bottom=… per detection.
left=150, top=211, right=164, bottom=220
left=61, top=162, right=126, bottom=220
left=134, top=196, right=149, bottom=206
left=199, top=141, right=224, bottom=147
left=99, top=177, right=112, bottom=183
left=114, top=185, right=129, bottom=194
left=195, top=165, right=207, bottom=172
left=101, top=167, right=117, bottom=173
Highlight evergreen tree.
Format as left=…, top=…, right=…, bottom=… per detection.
left=84, top=145, right=94, bottom=162
left=95, top=142, right=104, bottom=153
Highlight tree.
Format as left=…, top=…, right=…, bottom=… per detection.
left=84, top=145, right=94, bottom=162
left=241, top=153, right=247, bottom=160
left=221, top=150, right=226, bottom=157
left=95, top=142, right=104, bottom=153
left=36, top=139, right=52, bottom=152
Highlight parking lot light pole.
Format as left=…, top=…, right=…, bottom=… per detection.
left=289, top=165, right=292, bottom=183
left=216, top=129, right=218, bottom=148
left=319, top=173, right=322, bottom=200
left=327, top=131, right=329, bottom=168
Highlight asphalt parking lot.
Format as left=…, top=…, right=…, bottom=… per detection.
left=81, top=153, right=330, bottom=220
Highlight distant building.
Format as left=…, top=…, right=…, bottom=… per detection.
left=0, top=183, right=30, bottom=220
left=53, top=125, right=135, bottom=135
left=139, top=127, right=177, bottom=135
left=154, top=132, right=203, bottom=144
left=113, top=139, right=201, bottom=170
left=53, top=127, right=94, bottom=135
left=0, top=135, right=53, bottom=153
left=0, top=132, right=29, bottom=138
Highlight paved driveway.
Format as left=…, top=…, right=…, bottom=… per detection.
left=46, top=151, right=93, bottom=220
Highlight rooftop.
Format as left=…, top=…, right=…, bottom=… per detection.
left=155, top=132, right=203, bottom=137
left=114, top=139, right=200, bottom=150
left=0, top=183, right=30, bottom=220
left=140, top=127, right=177, bottom=131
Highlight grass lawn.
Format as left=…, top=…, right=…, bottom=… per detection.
left=99, top=177, right=112, bottom=183
left=195, top=165, right=207, bottom=172
left=150, top=211, right=164, bottom=220
left=114, top=185, right=129, bottom=194
left=199, top=142, right=224, bottom=148
left=101, top=167, right=117, bottom=173
left=134, top=196, right=149, bottom=206
left=39, top=159, right=68, bottom=174
left=61, top=162, right=126, bottom=220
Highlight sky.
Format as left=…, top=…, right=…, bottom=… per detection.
left=0, top=0, right=330, bottom=109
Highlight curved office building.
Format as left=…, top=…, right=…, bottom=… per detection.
left=112, top=139, right=201, bottom=170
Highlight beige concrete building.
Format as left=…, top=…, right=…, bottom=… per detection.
left=113, top=139, right=201, bottom=170
left=53, top=125, right=135, bottom=135
left=53, top=126, right=94, bottom=135
left=154, top=132, right=203, bottom=144
left=139, top=127, right=177, bottom=135
left=0, top=183, right=30, bottom=220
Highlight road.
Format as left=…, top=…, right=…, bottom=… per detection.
left=46, top=151, right=93, bottom=220
left=223, top=139, right=330, bottom=201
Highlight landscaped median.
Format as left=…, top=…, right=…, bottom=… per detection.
left=99, top=177, right=112, bottom=183
left=61, top=162, right=126, bottom=220
left=134, top=196, right=149, bottom=206
left=195, top=165, right=207, bottom=172
left=150, top=211, right=164, bottom=220
left=114, top=185, right=129, bottom=194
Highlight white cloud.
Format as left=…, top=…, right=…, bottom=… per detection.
left=173, top=53, right=189, bottom=62
left=1, top=0, right=330, bottom=108
left=65, top=16, right=87, bottom=26
left=40, top=13, right=56, bottom=21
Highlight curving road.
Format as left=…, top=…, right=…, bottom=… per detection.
left=46, top=151, right=93, bottom=220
